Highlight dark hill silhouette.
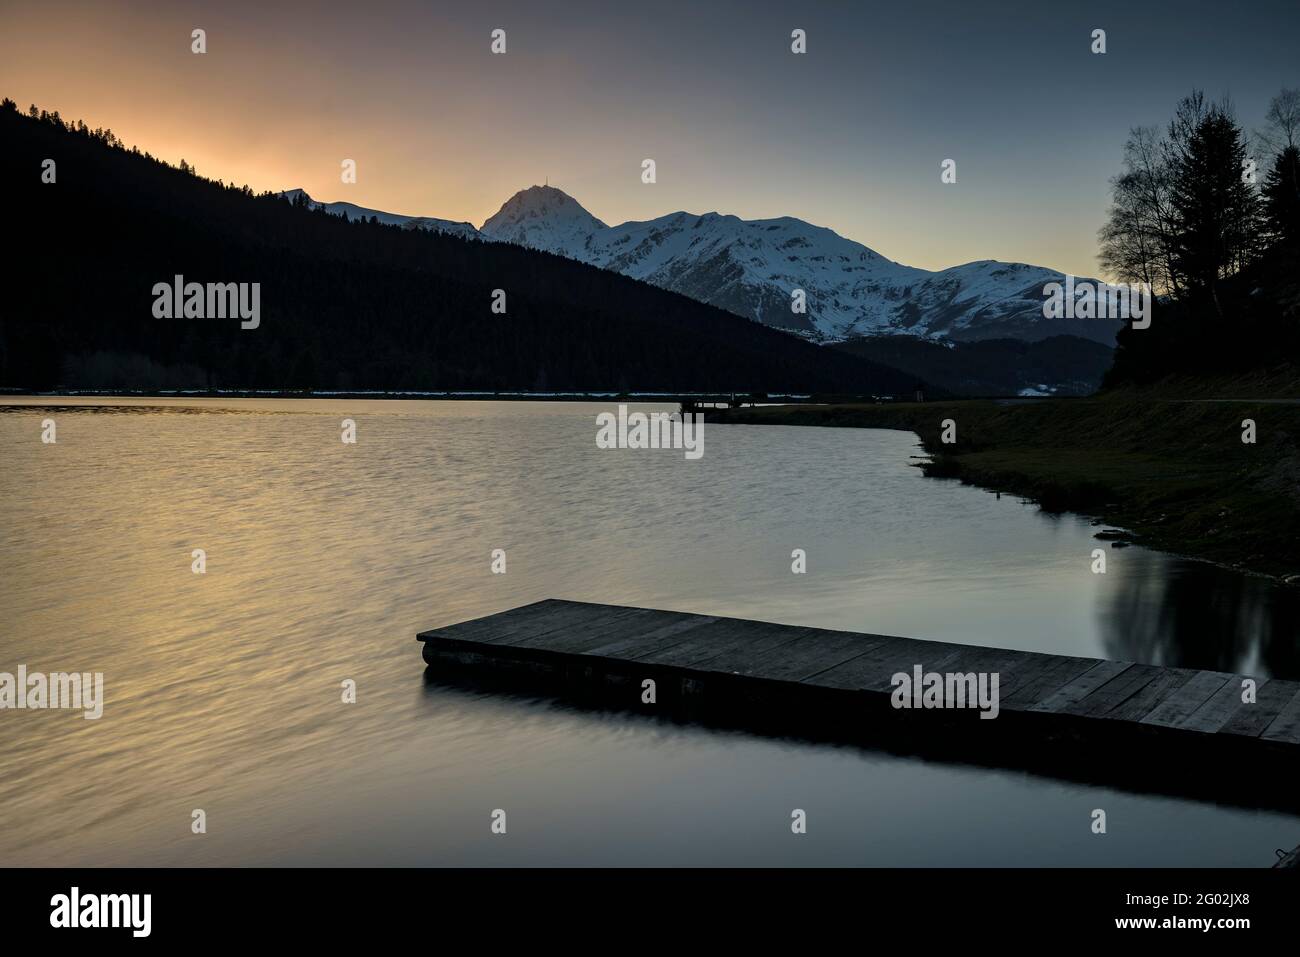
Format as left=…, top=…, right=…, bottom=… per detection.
left=832, top=334, right=1115, bottom=397
left=0, top=103, right=921, bottom=395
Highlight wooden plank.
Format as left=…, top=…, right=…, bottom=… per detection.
left=1139, top=671, right=1233, bottom=729
left=1059, top=664, right=1164, bottom=718
left=999, top=655, right=1102, bottom=711
left=856, top=641, right=1021, bottom=696
left=798, top=635, right=910, bottom=683
left=425, top=601, right=665, bottom=654
left=1178, top=674, right=1253, bottom=733
left=1261, top=687, right=1300, bottom=745
left=688, top=624, right=900, bottom=677
left=510, top=606, right=659, bottom=652
left=929, top=643, right=1035, bottom=695
left=739, top=629, right=896, bottom=682
left=801, top=636, right=917, bottom=690
left=679, top=625, right=828, bottom=674
left=1103, top=668, right=1197, bottom=722
left=1028, top=660, right=1133, bottom=714
left=581, top=614, right=720, bottom=659
left=809, top=637, right=973, bottom=692
left=634, top=618, right=812, bottom=670
left=1219, top=679, right=1300, bottom=738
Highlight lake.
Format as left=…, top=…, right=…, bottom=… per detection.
left=1, top=397, right=1296, bottom=865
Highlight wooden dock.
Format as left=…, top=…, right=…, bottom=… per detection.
left=418, top=599, right=1300, bottom=809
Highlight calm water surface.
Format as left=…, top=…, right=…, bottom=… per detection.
left=1, top=398, right=1296, bottom=865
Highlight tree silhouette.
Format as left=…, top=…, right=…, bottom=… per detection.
left=1165, top=98, right=1263, bottom=308
left=1099, top=126, right=1178, bottom=295
left=1102, top=92, right=1299, bottom=387
left=1256, top=88, right=1300, bottom=155
left=1263, top=145, right=1300, bottom=246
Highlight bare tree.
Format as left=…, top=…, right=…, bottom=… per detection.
left=1099, top=126, right=1179, bottom=296
left=1256, top=88, right=1300, bottom=155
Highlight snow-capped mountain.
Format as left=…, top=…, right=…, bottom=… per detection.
left=479, top=184, right=607, bottom=255
left=280, top=188, right=480, bottom=240
left=477, top=187, right=1117, bottom=346
left=283, top=184, right=1119, bottom=346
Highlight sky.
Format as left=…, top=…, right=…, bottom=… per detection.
left=2, top=0, right=1297, bottom=277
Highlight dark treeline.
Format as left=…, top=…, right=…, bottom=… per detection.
left=0, top=101, right=920, bottom=395
left=832, top=334, right=1115, bottom=397
left=1101, top=89, right=1300, bottom=386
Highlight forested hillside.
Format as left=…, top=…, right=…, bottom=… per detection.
left=1, top=102, right=919, bottom=395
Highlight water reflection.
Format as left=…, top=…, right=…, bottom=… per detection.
left=1100, top=550, right=1299, bottom=677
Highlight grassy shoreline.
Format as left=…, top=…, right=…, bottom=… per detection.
left=708, top=391, right=1300, bottom=581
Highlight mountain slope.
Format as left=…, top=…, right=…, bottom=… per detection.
left=2, top=105, right=922, bottom=395
left=576, top=211, right=927, bottom=337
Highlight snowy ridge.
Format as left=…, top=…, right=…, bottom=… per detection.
left=578, top=211, right=931, bottom=339
left=476, top=187, right=1118, bottom=346
left=282, top=184, right=1119, bottom=346
left=280, top=188, right=480, bottom=240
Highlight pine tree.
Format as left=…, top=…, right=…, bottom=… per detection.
left=1262, top=145, right=1300, bottom=245
left=1166, top=102, right=1264, bottom=306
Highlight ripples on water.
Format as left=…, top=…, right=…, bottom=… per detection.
left=0, top=398, right=1296, bottom=865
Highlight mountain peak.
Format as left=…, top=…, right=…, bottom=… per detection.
left=491, top=183, right=593, bottom=214
left=479, top=185, right=607, bottom=255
